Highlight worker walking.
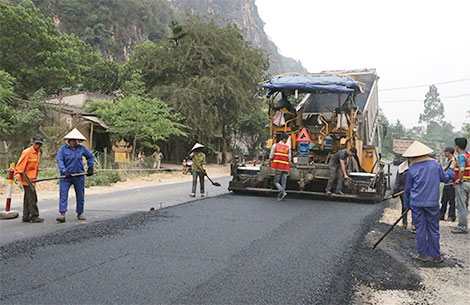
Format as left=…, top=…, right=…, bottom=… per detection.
left=325, top=147, right=357, bottom=195
left=14, top=136, right=45, bottom=223
left=403, top=141, right=455, bottom=263
left=269, top=133, right=291, bottom=201
left=452, top=137, right=470, bottom=234
left=55, top=129, right=94, bottom=223
left=440, top=147, right=457, bottom=222
left=189, top=143, right=206, bottom=198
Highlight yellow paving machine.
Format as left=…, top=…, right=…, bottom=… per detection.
left=229, top=69, right=389, bottom=202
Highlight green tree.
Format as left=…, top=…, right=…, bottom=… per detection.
left=82, top=59, right=123, bottom=94
left=85, top=96, right=187, bottom=156
left=419, top=84, right=444, bottom=126
left=0, top=70, right=45, bottom=165
left=235, top=109, right=269, bottom=159
left=461, top=110, right=470, bottom=140
left=0, top=70, right=17, bottom=135
left=130, top=17, right=268, bottom=160
left=0, top=1, right=101, bottom=97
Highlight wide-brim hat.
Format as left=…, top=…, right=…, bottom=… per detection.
left=63, top=128, right=86, bottom=141
left=402, top=140, right=433, bottom=158
left=191, top=143, right=204, bottom=152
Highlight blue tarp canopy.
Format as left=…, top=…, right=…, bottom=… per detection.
left=263, top=74, right=359, bottom=96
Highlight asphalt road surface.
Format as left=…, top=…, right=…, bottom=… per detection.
left=0, top=191, right=385, bottom=304
left=0, top=176, right=231, bottom=246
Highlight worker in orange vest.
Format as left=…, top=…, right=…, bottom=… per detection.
left=269, top=133, right=291, bottom=201
left=14, top=136, right=45, bottom=223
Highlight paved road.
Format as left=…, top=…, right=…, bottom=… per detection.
left=0, top=193, right=385, bottom=304
left=0, top=176, right=231, bottom=245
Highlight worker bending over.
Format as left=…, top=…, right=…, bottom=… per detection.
left=269, top=133, right=291, bottom=201
left=55, top=128, right=94, bottom=223
left=14, top=136, right=45, bottom=223
left=325, top=148, right=357, bottom=195
left=403, top=141, right=454, bottom=263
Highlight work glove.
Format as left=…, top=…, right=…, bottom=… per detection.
left=87, top=167, right=94, bottom=177
left=64, top=173, right=72, bottom=178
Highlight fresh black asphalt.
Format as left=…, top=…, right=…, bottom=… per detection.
left=0, top=193, right=385, bottom=304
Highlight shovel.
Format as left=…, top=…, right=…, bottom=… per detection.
left=32, top=172, right=92, bottom=183
left=204, top=171, right=221, bottom=187
left=372, top=190, right=407, bottom=249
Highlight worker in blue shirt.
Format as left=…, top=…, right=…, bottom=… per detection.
left=403, top=141, right=455, bottom=263
left=55, top=128, right=94, bottom=223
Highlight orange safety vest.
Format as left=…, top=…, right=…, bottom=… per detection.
left=271, top=143, right=290, bottom=171
left=15, top=146, right=41, bottom=186
left=455, top=152, right=470, bottom=181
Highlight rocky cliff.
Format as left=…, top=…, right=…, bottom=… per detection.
left=168, top=0, right=307, bottom=74
left=31, top=0, right=306, bottom=74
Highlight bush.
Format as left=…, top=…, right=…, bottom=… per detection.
left=85, top=171, right=121, bottom=187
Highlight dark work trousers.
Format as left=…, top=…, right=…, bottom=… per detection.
left=326, top=165, right=344, bottom=193
left=440, top=184, right=456, bottom=220
left=23, top=185, right=39, bottom=220
left=399, top=194, right=414, bottom=225
left=192, top=171, right=205, bottom=194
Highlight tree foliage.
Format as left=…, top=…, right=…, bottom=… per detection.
left=0, top=1, right=103, bottom=97
left=33, top=0, right=172, bottom=61
left=235, top=109, right=269, bottom=159
left=419, top=84, right=444, bottom=126
left=129, top=17, right=268, bottom=145
left=461, top=110, right=470, bottom=140
left=0, top=70, right=44, bottom=142
left=85, top=95, right=187, bottom=154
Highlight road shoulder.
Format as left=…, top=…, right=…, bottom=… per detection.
left=351, top=199, right=469, bottom=305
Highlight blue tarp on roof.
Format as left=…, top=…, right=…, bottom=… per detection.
left=263, top=75, right=359, bottom=96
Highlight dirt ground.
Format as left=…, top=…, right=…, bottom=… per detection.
left=0, top=164, right=229, bottom=207
left=352, top=198, right=470, bottom=305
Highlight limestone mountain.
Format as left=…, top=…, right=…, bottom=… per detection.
left=30, top=0, right=306, bottom=74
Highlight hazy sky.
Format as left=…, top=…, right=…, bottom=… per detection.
left=255, top=0, right=470, bottom=130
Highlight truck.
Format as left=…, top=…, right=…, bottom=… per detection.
left=392, top=138, right=414, bottom=165
left=229, top=69, right=389, bottom=202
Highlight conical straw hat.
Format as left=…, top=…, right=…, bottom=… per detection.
left=63, top=128, right=86, bottom=141
left=191, top=143, right=204, bottom=152
left=398, top=160, right=409, bottom=173
left=402, top=140, right=433, bottom=158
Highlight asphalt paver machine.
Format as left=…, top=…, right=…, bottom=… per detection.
left=229, top=69, right=389, bottom=202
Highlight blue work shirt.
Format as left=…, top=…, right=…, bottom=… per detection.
left=404, top=159, right=455, bottom=209
left=458, top=151, right=469, bottom=168
left=56, top=144, right=94, bottom=175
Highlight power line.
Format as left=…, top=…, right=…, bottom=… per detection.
left=381, top=93, right=470, bottom=103
left=379, top=78, right=470, bottom=91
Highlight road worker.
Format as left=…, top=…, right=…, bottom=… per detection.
left=452, top=137, right=470, bottom=234
left=394, top=160, right=414, bottom=230
left=440, top=147, right=457, bottom=222
left=325, top=147, right=357, bottom=195
left=269, top=133, right=291, bottom=201
left=55, top=128, right=94, bottom=223
left=189, top=143, right=206, bottom=198
left=14, top=136, right=45, bottom=223
left=403, top=141, right=455, bottom=263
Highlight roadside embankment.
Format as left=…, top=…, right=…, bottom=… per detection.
left=351, top=198, right=469, bottom=305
